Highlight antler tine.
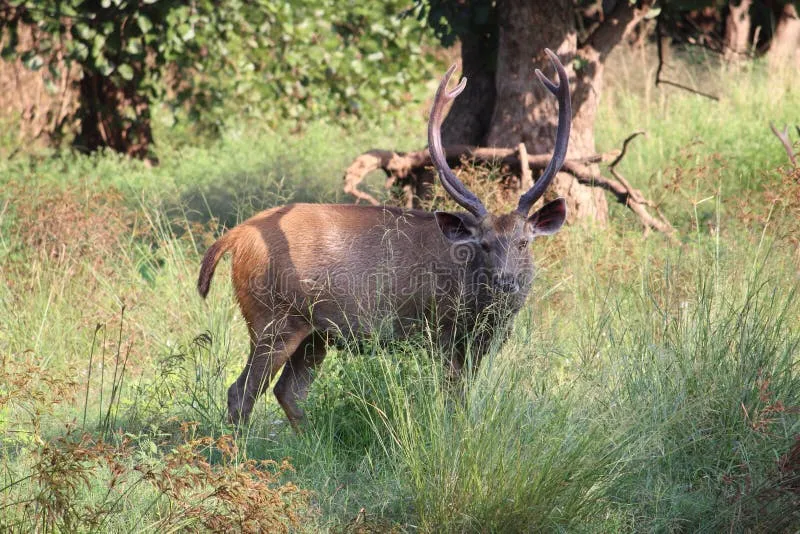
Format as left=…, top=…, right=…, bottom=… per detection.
left=516, top=49, right=572, bottom=216
left=428, top=64, right=488, bottom=218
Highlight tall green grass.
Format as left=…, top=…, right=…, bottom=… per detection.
left=1, top=52, right=799, bottom=531
left=274, top=230, right=798, bottom=531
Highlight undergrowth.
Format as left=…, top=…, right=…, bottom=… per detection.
left=1, top=53, right=799, bottom=532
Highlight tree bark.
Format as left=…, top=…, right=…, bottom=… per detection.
left=481, top=0, right=649, bottom=223
left=487, top=0, right=575, bottom=153
left=486, top=0, right=605, bottom=222
left=73, top=70, right=155, bottom=161
left=358, top=1, right=652, bottom=224
left=441, top=32, right=497, bottom=147
left=723, top=0, right=752, bottom=61
left=769, top=3, right=800, bottom=68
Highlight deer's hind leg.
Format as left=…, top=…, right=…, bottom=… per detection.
left=273, top=331, right=328, bottom=431
left=227, top=311, right=311, bottom=426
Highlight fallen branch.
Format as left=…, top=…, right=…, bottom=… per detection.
left=607, top=131, right=675, bottom=238
left=343, top=134, right=676, bottom=241
left=343, top=145, right=609, bottom=204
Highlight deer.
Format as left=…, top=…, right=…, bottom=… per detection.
left=197, top=49, right=571, bottom=429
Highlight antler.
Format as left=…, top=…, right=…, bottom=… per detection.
left=428, top=65, right=488, bottom=219
left=516, top=49, right=572, bottom=216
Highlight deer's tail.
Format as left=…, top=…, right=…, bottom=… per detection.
left=197, top=233, right=234, bottom=299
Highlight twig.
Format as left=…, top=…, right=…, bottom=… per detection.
left=770, top=122, right=797, bottom=167
left=563, top=159, right=677, bottom=241
left=655, top=17, right=720, bottom=101
left=604, top=131, right=675, bottom=239
left=656, top=79, right=719, bottom=102
left=609, top=130, right=647, bottom=169
left=751, top=25, right=761, bottom=56
left=608, top=131, right=650, bottom=205
left=82, top=324, right=103, bottom=430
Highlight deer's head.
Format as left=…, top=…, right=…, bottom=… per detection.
left=429, top=49, right=570, bottom=295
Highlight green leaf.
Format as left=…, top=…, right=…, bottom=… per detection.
left=1, top=24, right=18, bottom=60
left=126, top=38, right=143, bottom=55
left=93, top=34, right=107, bottom=56
left=137, top=14, right=153, bottom=34
left=118, top=63, right=134, bottom=80
left=71, top=41, right=89, bottom=61
left=99, top=62, right=114, bottom=77
left=47, top=63, right=61, bottom=81
left=75, top=24, right=95, bottom=41
left=181, top=26, right=195, bottom=42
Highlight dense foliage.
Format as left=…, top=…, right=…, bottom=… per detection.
left=0, top=0, right=436, bottom=152
left=163, top=0, right=437, bottom=130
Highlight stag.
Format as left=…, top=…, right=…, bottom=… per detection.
left=198, top=49, right=571, bottom=428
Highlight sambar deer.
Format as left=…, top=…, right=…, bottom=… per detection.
left=198, top=49, right=571, bottom=428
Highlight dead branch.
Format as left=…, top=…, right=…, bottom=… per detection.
left=555, top=159, right=675, bottom=240
left=342, top=145, right=610, bottom=205
left=655, top=17, right=720, bottom=101
left=609, top=131, right=652, bottom=205
left=606, top=131, right=676, bottom=239
left=770, top=122, right=797, bottom=167
left=343, top=134, right=677, bottom=241
left=609, top=130, right=646, bottom=169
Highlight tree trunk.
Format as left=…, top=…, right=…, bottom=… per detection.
left=73, top=70, right=155, bottom=161
left=345, top=2, right=673, bottom=236
left=487, top=0, right=574, bottom=153
left=484, top=0, right=606, bottom=223
left=437, top=0, right=649, bottom=223
left=769, top=3, right=800, bottom=68
left=723, top=0, right=752, bottom=61
left=441, top=32, right=497, bottom=147
left=419, top=27, right=499, bottom=204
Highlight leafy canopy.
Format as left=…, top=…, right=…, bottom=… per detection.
left=1, top=0, right=437, bottom=135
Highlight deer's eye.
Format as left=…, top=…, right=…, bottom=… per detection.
left=517, top=240, right=529, bottom=250
left=480, top=241, right=491, bottom=252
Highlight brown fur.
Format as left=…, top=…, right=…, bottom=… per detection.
left=198, top=200, right=566, bottom=429
left=199, top=54, right=573, bottom=430
left=198, top=237, right=229, bottom=298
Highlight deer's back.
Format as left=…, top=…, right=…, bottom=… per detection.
left=227, top=203, right=468, bottom=335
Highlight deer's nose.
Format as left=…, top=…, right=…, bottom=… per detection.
left=494, top=273, right=520, bottom=293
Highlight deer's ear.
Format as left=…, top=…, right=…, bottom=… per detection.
left=435, top=211, right=477, bottom=242
left=526, top=198, right=567, bottom=237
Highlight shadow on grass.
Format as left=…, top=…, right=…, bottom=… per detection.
left=162, top=165, right=338, bottom=232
